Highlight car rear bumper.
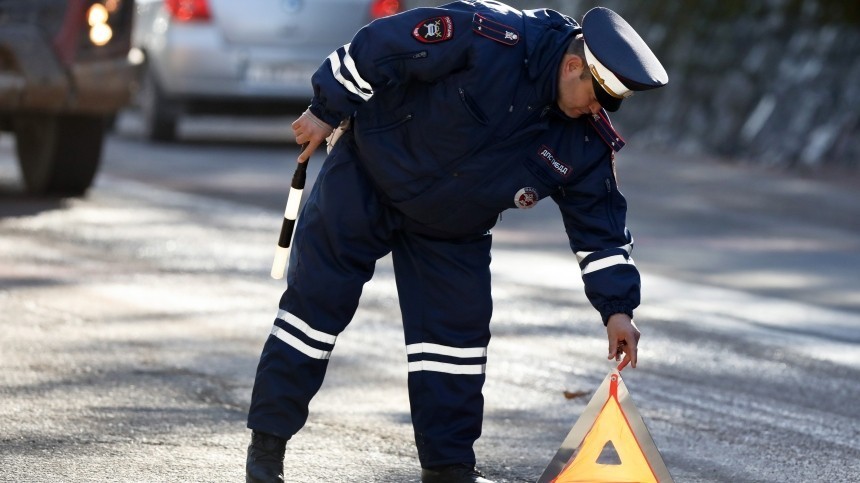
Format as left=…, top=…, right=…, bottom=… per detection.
left=70, top=58, right=139, bottom=113
left=178, top=95, right=310, bottom=116
left=0, top=25, right=136, bottom=115
left=147, top=30, right=323, bottom=102
left=155, top=70, right=317, bottom=101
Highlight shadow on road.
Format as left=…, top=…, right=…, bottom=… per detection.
left=0, top=184, right=67, bottom=219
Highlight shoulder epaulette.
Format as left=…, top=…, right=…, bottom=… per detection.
left=472, top=13, right=520, bottom=46
left=588, top=109, right=625, bottom=153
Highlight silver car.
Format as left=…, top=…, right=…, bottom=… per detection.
left=131, top=0, right=404, bottom=141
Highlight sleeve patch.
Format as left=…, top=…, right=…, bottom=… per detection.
left=413, top=16, right=454, bottom=44
left=472, top=13, right=519, bottom=46
left=538, top=145, right=572, bottom=178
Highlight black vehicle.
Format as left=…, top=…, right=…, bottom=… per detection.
left=0, top=0, right=137, bottom=196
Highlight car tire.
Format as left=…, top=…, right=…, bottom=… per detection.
left=13, top=114, right=106, bottom=197
left=140, top=66, right=178, bottom=142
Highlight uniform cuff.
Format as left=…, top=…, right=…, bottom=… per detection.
left=308, top=101, right=342, bottom=129
left=598, top=303, right=634, bottom=325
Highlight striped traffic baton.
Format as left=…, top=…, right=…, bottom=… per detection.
left=271, top=145, right=309, bottom=279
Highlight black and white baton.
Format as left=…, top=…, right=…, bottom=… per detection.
left=271, top=145, right=309, bottom=279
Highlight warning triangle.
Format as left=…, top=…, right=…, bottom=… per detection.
left=537, top=369, right=673, bottom=483
left=596, top=441, right=621, bottom=465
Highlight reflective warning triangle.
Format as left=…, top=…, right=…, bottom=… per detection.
left=537, top=369, right=674, bottom=483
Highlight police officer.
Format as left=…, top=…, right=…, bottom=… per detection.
left=246, top=2, right=667, bottom=482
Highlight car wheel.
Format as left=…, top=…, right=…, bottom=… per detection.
left=139, top=66, right=178, bottom=142
left=13, top=114, right=106, bottom=197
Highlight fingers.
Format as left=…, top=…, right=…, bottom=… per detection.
left=606, top=315, right=640, bottom=371
left=608, top=339, right=626, bottom=358
left=608, top=337, right=638, bottom=370
left=291, top=119, right=313, bottom=147
left=297, top=139, right=322, bottom=163
left=627, top=337, right=638, bottom=369
left=292, top=124, right=321, bottom=163
left=292, top=112, right=333, bottom=163
left=607, top=339, right=618, bottom=361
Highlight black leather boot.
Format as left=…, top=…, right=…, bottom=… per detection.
left=421, top=463, right=494, bottom=483
left=246, top=431, right=287, bottom=483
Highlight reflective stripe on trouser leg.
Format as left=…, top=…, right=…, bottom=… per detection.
left=248, top=141, right=393, bottom=439
left=247, top=312, right=337, bottom=440
left=392, top=230, right=493, bottom=467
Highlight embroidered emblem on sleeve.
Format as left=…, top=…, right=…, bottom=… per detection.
left=472, top=13, right=519, bottom=46
left=413, top=16, right=454, bottom=43
left=514, top=187, right=539, bottom=209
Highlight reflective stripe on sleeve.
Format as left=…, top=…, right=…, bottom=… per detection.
left=341, top=43, right=373, bottom=93
left=327, top=44, right=373, bottom=101
left=575, top=250, right=594, bottom=263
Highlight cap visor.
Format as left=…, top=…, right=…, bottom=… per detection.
left=592, top=77, right=622, bottom=112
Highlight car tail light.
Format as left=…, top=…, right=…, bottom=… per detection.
left=54, top=0, right=135, bottom=65
left=87, top=3, right=112, bottom=46
left=165, top=0, right=212, bottom=22
left=370, top=0, right=401, bottom=19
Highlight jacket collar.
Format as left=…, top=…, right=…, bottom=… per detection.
left=521, top=8, right=580, bottom=104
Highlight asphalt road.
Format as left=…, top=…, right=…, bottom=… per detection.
left=1, top=113, right=858, bottom=482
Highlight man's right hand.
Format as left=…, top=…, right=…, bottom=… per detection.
left=291, top=110, right=334, bottom=163
left=606, top=313, right=640, bottom=370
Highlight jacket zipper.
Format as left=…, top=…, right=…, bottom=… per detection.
left=374, top=50, right=428, bottom=65
left=605, top=177, right=620, bottom=232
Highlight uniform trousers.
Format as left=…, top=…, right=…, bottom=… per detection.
left=247, top=137, right=494, bottom=467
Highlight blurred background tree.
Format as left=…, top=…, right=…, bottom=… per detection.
left=404, top=0, right=860, bottom=172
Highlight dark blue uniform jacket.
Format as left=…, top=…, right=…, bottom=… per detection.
left=308, top=0, right=639, bottom=322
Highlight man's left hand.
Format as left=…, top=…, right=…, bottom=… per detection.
left=606, top=313, right=640, bottom=370
left=291, top=110, right=334, bottom=163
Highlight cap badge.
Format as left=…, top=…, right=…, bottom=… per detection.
left=514, top=187, right=539, bottom=209
left=413, top=16, right=454, bottom=44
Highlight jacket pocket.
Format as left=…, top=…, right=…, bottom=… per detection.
left=362, top=113, right=413, bottom=134
left=373, top=50, right=428, bottom=84
left=458, top=87, right=489, bottom=125
left=374, top=50, right=428, bottom=66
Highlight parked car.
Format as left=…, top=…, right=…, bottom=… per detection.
left=131, top=0, right=404, bottom=141
left=0, top=0, right=137, bottom=196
